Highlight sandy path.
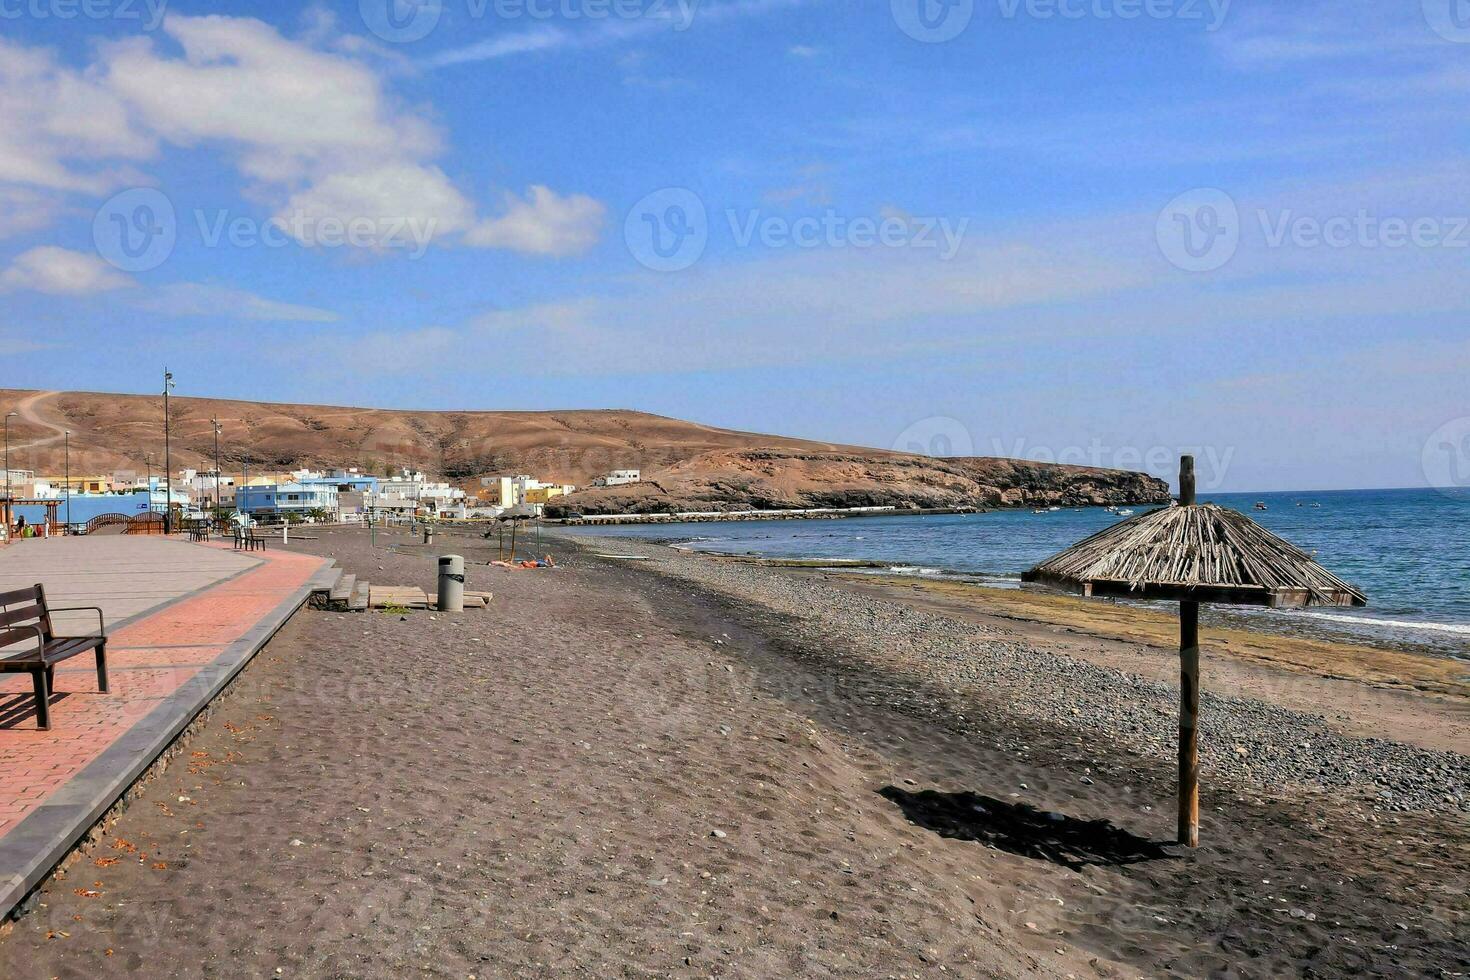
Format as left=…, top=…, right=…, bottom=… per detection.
left=0, top=530, right=1053, bottom=978
left=7, top=390, right=67, bottom=452
left=1, top=528, right=1464, bottom=978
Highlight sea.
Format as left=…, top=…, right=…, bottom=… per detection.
left=567, top=487, right=1470, bottom=658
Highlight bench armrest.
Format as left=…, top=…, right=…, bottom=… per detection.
left=46, top=606, right=107, bottom=637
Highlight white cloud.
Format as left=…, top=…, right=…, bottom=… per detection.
left=0, top=16, right=602, bottom=257
left=275, top=163, right=473, bottom=252
left=101, top=17, right=441, bottom=186
left=0, top=188, right=62, bottom=240
left=0, top=246, right=134, bottom=295
left=137, top=283, right=341, bottom=322
left=426, top=0, right=806, bottom=67
left=0, top=38, right=154, bottom=195
left=465, top=186, right=606, bottom=256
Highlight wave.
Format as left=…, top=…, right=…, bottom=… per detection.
left=1294, top=610, right=1470, bottom=636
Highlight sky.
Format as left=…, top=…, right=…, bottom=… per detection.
left=1, top=0, right=1467, bottom=493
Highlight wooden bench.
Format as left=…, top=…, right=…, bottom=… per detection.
left=0, top=584, right=108, bottom=730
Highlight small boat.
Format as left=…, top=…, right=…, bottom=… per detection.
left=1116, top=508, right=1134, bottom=517
left=1048, top=506, right=1061, bottom=512
left=1254, top=501, right=1268, bottom=511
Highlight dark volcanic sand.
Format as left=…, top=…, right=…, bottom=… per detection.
left=1, top=526, right=1465, bottom=978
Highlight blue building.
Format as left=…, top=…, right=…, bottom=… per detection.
left=11, top=489, right=154, bottom=529
left=237, top=482, right=339, bottom=520
left=297, top=473, right=378, bottom=495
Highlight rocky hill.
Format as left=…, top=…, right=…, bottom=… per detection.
left=545, top=449, right=1170, bottom=516
left=0, top=389, right=1169, bottom=510
left=0, top=389, right=853, bottom=485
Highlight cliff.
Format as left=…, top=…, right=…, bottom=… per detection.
left=544, top=449, right=1170, bottom=516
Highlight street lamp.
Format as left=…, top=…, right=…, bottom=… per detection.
left=4, top=411, right=16, bottom=534
left=3, top=410, right=16, bottom=495
left=162, top=369, right=175, bottom=532
left=211, top=417, right=222, bottom=522
left=64, top=430, right=71, bottom=531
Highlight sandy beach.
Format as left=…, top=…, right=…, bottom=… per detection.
left=2, top=525, right=1465, bottom=977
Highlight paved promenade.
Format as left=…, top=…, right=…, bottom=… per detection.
left=0, top=536, right=333, bottom=919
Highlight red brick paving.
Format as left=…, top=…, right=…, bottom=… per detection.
left=0, top=544, right=326, bottom=841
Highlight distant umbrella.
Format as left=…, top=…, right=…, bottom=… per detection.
left=1022, top=455, right=1366, bottom=846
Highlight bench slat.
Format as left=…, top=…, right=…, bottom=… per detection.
left=0, top=604, right=46, bottom=629
left=0, top=626, right=43, bottom=650
left=0, top=636, right=103, bottom=666
left=43, top=636, right=105, bottom=662
left=0, top=585, right=41, bottom=608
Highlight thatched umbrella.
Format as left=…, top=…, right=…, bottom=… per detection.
left=1021, top=456, right=1365, bottom=846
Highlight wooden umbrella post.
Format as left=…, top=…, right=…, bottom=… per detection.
left=1177, top=454, right=1200, bottom=847
left=1178, top=600, right=1200, bottom=847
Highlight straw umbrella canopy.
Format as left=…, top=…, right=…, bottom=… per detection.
left=1021, top=456, right=1365, bottom=847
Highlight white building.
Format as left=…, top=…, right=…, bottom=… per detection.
left=593, top=469, right=641, bottom=487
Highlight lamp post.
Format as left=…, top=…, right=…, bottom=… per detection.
left=212, top=417, right=222, bottom=522
left=64, top=430, right=71, bottom=531
left=163, top=369, right=175, bottom=533
left=4, top=410, right=16, bottom=502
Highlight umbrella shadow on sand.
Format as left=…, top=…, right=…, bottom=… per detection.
left=879, top=786, right=1176, bottom=872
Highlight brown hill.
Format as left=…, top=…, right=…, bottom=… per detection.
left=546, top=449, right=1169, bottom=516
left=0, top=389, right=1169, bottom=510
left=0, top=389, right=856, bottom=484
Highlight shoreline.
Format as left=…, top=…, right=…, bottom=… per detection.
left=555, top=523, right=1470, bottom=661
left=547, top=504, right=989, bottom=525
left=572, top=535, right=1469, bottom=765
left=570, top=536, right=1470, bottom=750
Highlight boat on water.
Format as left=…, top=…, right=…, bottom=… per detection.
left=1254, top=501, right=1268, bottom=511
left=1116, top=508, right=1134, bottom=517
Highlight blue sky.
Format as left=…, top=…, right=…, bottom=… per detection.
left=1, top=0, right=1467, bottom=492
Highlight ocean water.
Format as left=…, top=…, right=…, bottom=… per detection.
left=568, top=487, right=1470, bottom=656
